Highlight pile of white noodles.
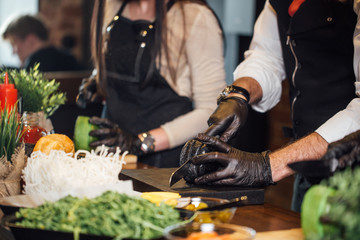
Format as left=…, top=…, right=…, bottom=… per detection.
left=22, top=146, right=128, bottom=195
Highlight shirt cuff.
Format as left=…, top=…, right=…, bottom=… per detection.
left=316, top=98, right=360, bottom=143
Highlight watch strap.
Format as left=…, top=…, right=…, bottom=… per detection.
left=217, top=85, right=250, bottom=104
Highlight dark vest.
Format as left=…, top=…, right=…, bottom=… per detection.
left=269, top=0, right=356, bottom=139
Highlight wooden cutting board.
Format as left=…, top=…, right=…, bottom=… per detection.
left=119, top=168, right=264, bottom=205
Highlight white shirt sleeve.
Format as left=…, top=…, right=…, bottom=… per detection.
left=160, top=4, right=226, bottom=148
left=233, top=0, right=286, bottom=113
left=315, top=1, right=360, bottom=143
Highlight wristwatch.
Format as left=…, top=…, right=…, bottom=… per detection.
left=139, top=132, right=155, bottom=154
left=217, top=85, right=250, bottom=104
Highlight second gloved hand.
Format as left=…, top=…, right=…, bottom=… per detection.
left=76, top=74, right=103, bottom=109
left=321, top=129, right=360, bottom=170
left=191, top=133, right=274, bottom=187
left=88, top=116, right=142, bottom=155
left=205, top=97, right=248, bottom=142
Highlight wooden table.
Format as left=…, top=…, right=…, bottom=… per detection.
left=231, top=203, right=300, bottom=232
left=124, top=163, right=301, bottom=233
left=0, top=163, right=301, bottom=239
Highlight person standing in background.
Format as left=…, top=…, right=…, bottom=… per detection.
left=1, top=14, right=83, bottom=72
left=78, top=0, right=226, bottom=167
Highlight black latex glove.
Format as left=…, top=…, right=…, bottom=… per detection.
left=204, top=97, right=248, bottom=142
left=76, top=74, right=102, bottom=109
left=179, top=139, right=221, bottom=184
left=191, top=133, right=274, bottom=187
left=88, top=116, right=142, bottom=155
left=321, top=130, right=360, bottom=170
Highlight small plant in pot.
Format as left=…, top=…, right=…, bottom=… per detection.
left=0, top=105, right=26, bottom=197
left=1, top=64, right=67, bottom=152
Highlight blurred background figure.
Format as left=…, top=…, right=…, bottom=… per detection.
left=1, top=14, right=83, bottom=72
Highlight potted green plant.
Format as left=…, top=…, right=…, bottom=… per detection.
left=0, top=105, right=26, bottom=197
left=2, top=64, right=67, bottom=118
left=1, top=64, right=67, bottom=145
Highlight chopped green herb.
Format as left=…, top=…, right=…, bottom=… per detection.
left=15, top=191, right=182, bottom=240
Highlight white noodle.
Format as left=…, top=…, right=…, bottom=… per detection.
left=22, top=145, right=128, bottom=195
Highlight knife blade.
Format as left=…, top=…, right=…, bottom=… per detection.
left=169, top=157, right=192, bottom=187
left=198, top=197, right=248, bottom=211
left=288, top=158, right=338, bottom=179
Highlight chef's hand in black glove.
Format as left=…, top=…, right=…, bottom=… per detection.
left=321, top=130, right=360, bottom=170
left=191, top=133, right=274, bottom=187
left=88, top=116, right=142, bottom=155
left=76, top=74, right=102, bottom=109
left=204, top=97, right=248, bottom=143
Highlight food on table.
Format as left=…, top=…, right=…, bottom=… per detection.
left=301, top=167, right=360, bottom=239
left=179, top=139, right=221, bottom=184
left=185, top=231, right=232, bottom=240
left=33, top=133, right=75, bottom=155
left=301, top=185, right=336, bottom=239
left=164, top=197, right=236, bottom=224
left=73, top=115, right=98, bottom=151
left=14, top=191, right=182, bottom=240
left=22, top=111, right=47, bottom=145
left=183, top=202, right=208, bottom=211
left=141, top=191, right=181, bottom=205
left=22, top=146, right=127, bottom=194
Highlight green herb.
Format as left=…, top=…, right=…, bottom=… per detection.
left=0, top=105, right=24, bottom=162
left=1, top=64, right=66, bottom=117
left=15, top=191, right=183, bottom=240
left=319, top=167, right=360, bottom=239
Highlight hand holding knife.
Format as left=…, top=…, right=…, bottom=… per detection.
left=169, top=157, right=192, bottom=187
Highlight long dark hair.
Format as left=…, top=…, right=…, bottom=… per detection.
left=90, top=0, right=223, bottom=94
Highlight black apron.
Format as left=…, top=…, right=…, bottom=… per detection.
left=269, top=0, right=356, bottom=212
left=104, top=1, right=193, bottom=167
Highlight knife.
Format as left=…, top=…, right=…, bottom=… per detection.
left=288, top=158, right=338, bottom=179
left=169, top=157, right=192, bottom=187
left=198, top=197, right=248, bottom=211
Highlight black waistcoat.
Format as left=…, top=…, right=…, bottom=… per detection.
left=269, top=0, right=356, bottom=139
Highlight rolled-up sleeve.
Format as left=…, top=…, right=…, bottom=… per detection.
left=233, top=0, right=286, bottom=113
left=315, top=1, right=360, bottom=143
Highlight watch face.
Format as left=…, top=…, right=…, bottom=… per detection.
left=222, top=86, right=230, bottom=95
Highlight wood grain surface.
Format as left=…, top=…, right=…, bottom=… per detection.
left=254, top=228, right=303, bottom=239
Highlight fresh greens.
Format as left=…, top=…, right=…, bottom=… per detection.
left=15, top=191, right=182, bottom=240
left=0, top=105, right=23, bottom=161
left=319, top=167, right=360, bottom=240
left=1, top=64, right=66, bottom=117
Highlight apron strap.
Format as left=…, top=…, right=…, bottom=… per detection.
left=167, top=0, right=176, bottom=10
